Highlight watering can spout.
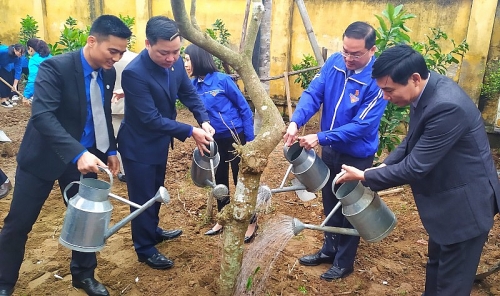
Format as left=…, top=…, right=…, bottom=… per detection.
left=292, top=218, right=306, bottom=236
left=105, top=187, right=170, bottom=240
left=291, top=217, right=360, bottom=237
left=156, top=186, right=170, bottom=204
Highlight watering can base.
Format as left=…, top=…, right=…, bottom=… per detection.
left=59, top=237, right=104, bottom=253
left=362, top=216, right=398, bottom=243
left=290, top=178, right=316, bottom=201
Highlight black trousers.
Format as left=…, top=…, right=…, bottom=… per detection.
left=0, top=150, right=105, bottom=289
left=122, top=156, right=168, bottom=258
left=423, top=232, right=488, bottom=295
left=320, top=147, right=374, bottom=269
left=214, top=132, right=246, bottom=212
left=0, top=68, right=13, bottom=98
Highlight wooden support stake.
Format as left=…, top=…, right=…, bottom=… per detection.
left=284, top=71, right=293, bottom=120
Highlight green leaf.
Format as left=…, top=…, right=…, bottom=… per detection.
left=393, top=4, right=403, bottom=16
left=375, top=15, right=388, bottom=32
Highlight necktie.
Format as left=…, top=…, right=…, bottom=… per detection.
left=90, top=71, right=109, bottom=153
left=346, top=70, right=354, bottom=77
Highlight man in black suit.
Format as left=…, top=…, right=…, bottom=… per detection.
left=118, top=16, right=214, bottom=270
left=0, top=15, right=131, bottom=296
left=337, top=44, right=500, bottom=295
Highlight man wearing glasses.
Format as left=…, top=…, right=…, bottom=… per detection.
left=283, top=21, right=387, bottom=281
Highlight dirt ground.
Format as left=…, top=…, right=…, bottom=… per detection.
left=1, top=105, right=500, bottom=296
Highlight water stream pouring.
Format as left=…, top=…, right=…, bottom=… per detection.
left=59, top=167, right=171, bottom=252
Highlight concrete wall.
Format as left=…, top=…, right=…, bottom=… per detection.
left=1, top=0, right=498, bottom=115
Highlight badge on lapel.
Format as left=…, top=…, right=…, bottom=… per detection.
left=350, top=90, right=360, bottom=103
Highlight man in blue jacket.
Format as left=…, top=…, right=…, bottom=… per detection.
left=283, top=21, right=387, bottom=281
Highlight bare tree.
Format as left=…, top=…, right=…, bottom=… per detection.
left=171, top=1, right=285, bottom=295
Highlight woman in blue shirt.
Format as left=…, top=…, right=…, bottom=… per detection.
left=0, top=44, right=24, bottom=108
left=184, top=44, right=258, bottom=243
left=23, top=38, right=52, bottom=103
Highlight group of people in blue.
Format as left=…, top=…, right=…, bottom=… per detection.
left=0, top=13, right=499, bottom=296
left=0, top=38, right=51, bottom=108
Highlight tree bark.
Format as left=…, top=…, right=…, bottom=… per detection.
left=171, top=1, right=285, bottom=295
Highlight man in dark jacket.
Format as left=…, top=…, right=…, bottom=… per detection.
left=337, top=44, right=500, bottom=295
left=0, top=15, right=131, bottom=296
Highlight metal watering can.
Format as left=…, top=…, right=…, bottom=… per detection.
left=190, top=141, right=229, bottom=200
left=255, top=143, right=331, bottom=204
left=283, top=142, right=330, bottom=193
left=59, top=167, right=171, bottom=252
left=292, top=171, right=397, bottom=243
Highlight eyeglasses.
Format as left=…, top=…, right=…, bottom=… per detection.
left=339, top=50, right=369, bottom=60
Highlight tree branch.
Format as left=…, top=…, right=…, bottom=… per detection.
left=172, top=0, right=242, bottom=69
left=242, top=0, right=265, bottom=60
left=189, top=0, right=201, bottom=31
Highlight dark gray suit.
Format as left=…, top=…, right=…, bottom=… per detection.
left=0, top=50, right=116, bottom=290
left=365, top=72, right=499, bottom=295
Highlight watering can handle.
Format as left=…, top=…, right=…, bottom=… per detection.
left=98, top=166, right=113, bottom=188
left=283, top=143, right=291, bottom=161
left=332, top=170, right=346, bottom=196
left=63, top=181, right=81, bottom=204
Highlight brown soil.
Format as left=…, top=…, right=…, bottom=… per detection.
left=1, top=106, right=500, bottom=296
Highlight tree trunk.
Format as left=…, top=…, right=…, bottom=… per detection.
left=171, top=1, right=285, bottom=295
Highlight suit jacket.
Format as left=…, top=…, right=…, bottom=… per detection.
left=365, top=72, right=500, bottom=245
left=17, top=50, right=116, bottom=181
left=118, top=49, right=209, bottom=165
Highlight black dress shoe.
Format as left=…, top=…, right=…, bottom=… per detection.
left=244, top=225, right=259, bottom=243
left=117, top=173, right=126, bottom=183
left=157, top=229, right=182, bottom=243
left=72, top=277, right=110, bottom=296
left=299, top=250, right=335, bottom=266
left=138, top=252, right=174, bottom=269
left=204, top=227, right=223, bottom=235
left=320, top=265, right=354, bottom=281
left=0, top=287, right=14, bottom=296
left=0, top=179, right=12, bottom=199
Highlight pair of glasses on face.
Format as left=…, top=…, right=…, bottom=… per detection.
left=339, top=49, right=369, bottom=60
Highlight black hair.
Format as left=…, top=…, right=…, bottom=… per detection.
left=8, top=44, right=25, bottom=58
left=146, top=16, right=180, bottom=45
left=184, top=44, right=218, bottom=77
left=372, top=44, right=429, bottom=85
left=89, top=15, right=132, bottom=41
left=27, top=38, right=51, bottom=58
left=343, top=21, right=376, bottom=49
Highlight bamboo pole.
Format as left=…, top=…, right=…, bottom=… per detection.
left=284, top=71, right=293, bottom=119
left=294, top=0, right=324, bottom=66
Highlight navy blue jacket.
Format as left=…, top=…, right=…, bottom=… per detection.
left=118, top=49, right=209, bottom=165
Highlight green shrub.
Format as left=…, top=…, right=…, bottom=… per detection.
left=19, top=15, right=40, bottom=45
left=374, top=3, right=468, bottom=158
left=119, top=14, right=136, bottom=50
left=481, top=60, right=500, bottom=101
left=206, top=19, right=231, bottom=73
left=291, top=54, right=319, bottom=90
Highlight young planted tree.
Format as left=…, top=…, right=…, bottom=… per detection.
left=171, top=1, right=285, bottom=295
